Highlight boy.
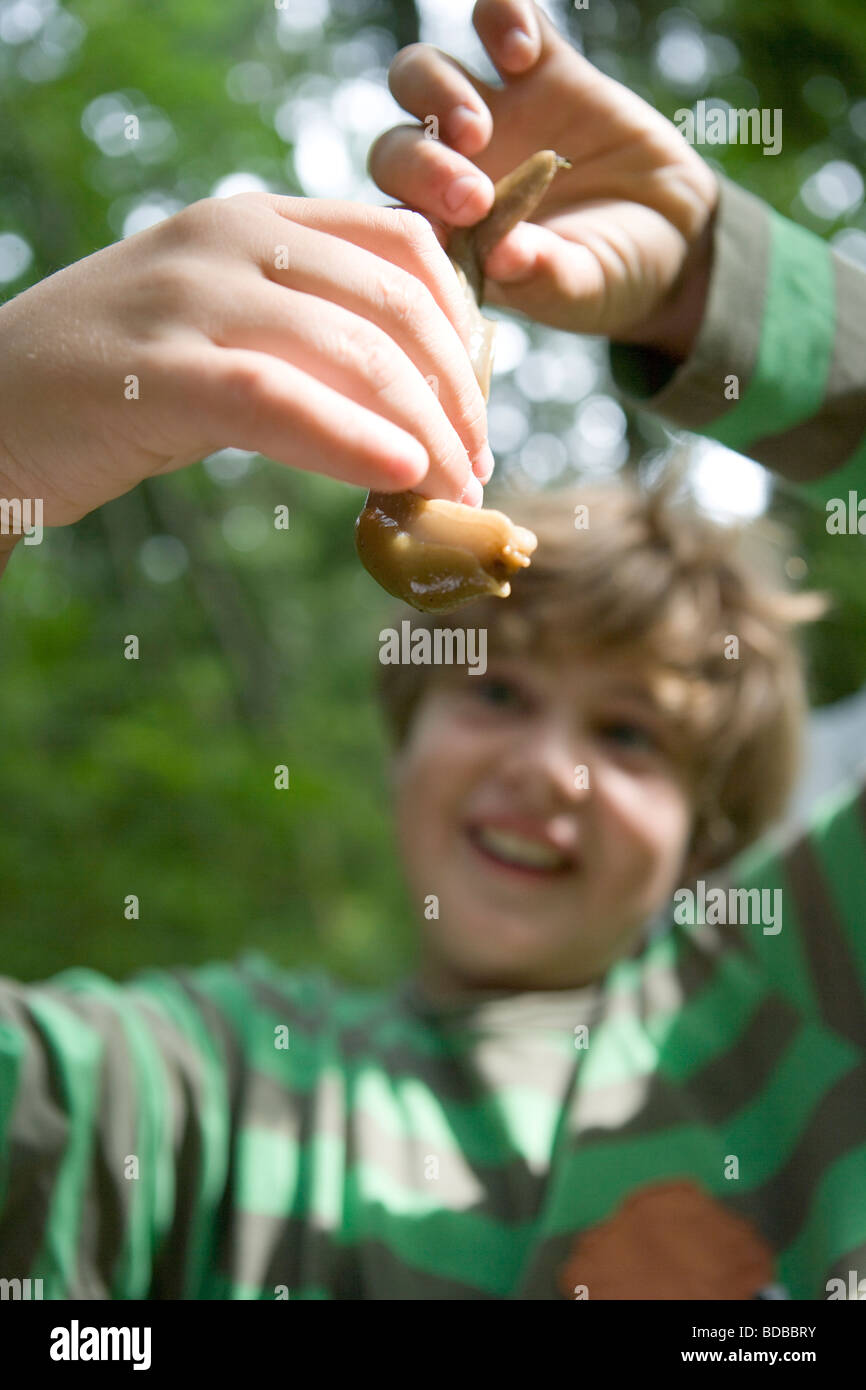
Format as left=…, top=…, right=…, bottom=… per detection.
left=0, top=0, right=864, bottom=1299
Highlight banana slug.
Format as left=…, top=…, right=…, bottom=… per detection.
left=355, top=150, right=570, bottom=613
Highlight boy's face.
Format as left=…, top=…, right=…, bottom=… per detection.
left=390, top=645, right=697, bottom=997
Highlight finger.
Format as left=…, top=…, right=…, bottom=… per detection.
left=255, top=195, right=477, bottom=359
left=368, top=125, right=495, bottom=227
left=479, top=219, right=606, bottom=330
left=210, top=277, right=482, bottom=503
left=386, top=205, right=452, bottom=253
left=244, top=211, right=489, bottom=472
left=473, top=0, right=549, bottom=77
left=387, top=43, right=494, bottom=155
left=195, top=346, right=432, bottom=493
left=484, top=201, right=686, bottom=335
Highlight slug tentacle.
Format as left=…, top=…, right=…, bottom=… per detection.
left=355, top=150, right=570, bottom=613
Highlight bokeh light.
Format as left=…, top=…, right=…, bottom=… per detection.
left=138, top=535, right=189, bottom=584
left=0, top=230, right=33, bottom=282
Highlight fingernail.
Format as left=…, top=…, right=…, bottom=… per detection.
left=500, top=21, right=539, bottom=71
left=474, top=443, right=495, bottom=484
left=460, top=473, right=484, bottom=507
left=444, top=173, right=484, bottom=214
left=449, top=104, right=480, bottom=144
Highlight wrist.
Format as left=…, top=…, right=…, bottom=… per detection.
left=616, top=206, right=717, bottom=363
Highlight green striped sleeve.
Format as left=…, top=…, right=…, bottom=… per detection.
left=610, top=175, right=866, bottom=497
left=0, top=965, right=238, bottom=1298
left=701, top=210, right=835, bottom=452
left=723, top=775, right=866, bottom=1045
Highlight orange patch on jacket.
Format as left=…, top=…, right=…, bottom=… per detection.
left=559, top=1179, right=776, bottom=1300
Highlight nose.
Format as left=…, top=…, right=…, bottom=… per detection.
left=497, top=713, right=592, bottom=806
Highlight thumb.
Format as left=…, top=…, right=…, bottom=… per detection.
left=482, top=220, right=549, bottom=282
left=473, top=0, right=577, bottom=78
left=481, top=221, right=603, bottom=326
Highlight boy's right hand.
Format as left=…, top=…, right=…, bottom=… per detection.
left=369, top=0, right=719, bottom=357
left=0, top=193, right=491, bottom=536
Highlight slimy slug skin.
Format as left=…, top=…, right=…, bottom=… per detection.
left=354, top=490, right=537, bottom=613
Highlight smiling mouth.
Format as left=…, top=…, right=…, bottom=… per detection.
left=467, top=825, right=577, bottom=878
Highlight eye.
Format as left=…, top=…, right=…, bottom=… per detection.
left=599, top=719, right=657, bottom=751
left=474, top=675, right=526, bottom=710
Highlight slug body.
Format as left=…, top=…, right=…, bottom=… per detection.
left=355, top=151, right=570, bottom=613
left=354, top=491, right=538, bottom=613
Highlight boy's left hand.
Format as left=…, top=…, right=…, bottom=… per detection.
left=369, top=0, right=719, bottom=357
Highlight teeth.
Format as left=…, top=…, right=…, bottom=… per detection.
left=475, top=826, right=568, bottom=870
